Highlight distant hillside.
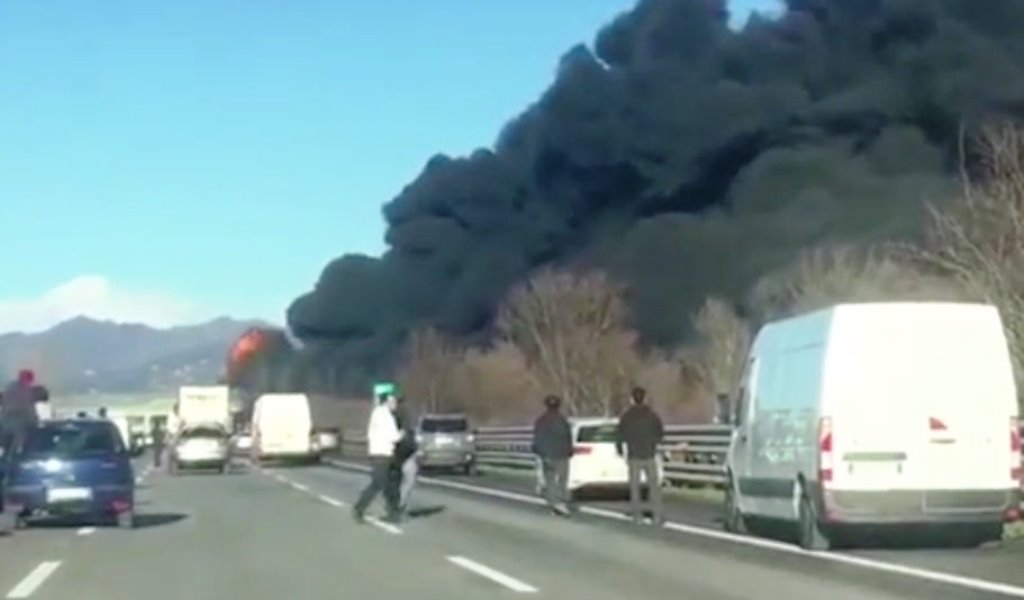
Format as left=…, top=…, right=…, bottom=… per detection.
left=0, top=316, right=268, bottom=393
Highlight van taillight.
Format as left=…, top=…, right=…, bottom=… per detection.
left=1011, top=419, right=1022, bottom=482
left=573, top=446, right=592, bottom=456
left=818, top=417, right=833, bottom=485
left=929, top=417, right=947, bottom=431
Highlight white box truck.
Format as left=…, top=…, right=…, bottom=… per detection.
left=724, top=302, right=1021, bottom=550
left=251, top=393, right=317, bottom=465
left=175, top=386, right=231, bottom=433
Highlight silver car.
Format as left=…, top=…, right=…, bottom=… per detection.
left=170, top=425, right=230, bottom=474
left=415, top=414, right=476, bottom=475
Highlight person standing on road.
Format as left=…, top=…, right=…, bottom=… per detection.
left=0, top=370, right=44, bottom=457
left=151, top=421, right=166, bottom=468
left=353, top=393, right=404, bottom=524
left=531, top=395, right=573, bottom=516
left=616, top=386, right=665, bottom=526
left=391, top=396, right=419, bottom=515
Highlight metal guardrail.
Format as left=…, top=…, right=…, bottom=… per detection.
left=341, top=424, right=732, bottom=488
left=341, top=423, right=1024, bottom=491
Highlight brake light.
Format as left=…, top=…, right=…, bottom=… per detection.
left=1011, top=418, right=1021, bottom=482
left=818, top=417, right=833, bottom=486
left=573, top=445, right=592, bottom=456
left=929, top=417, right=947, bottom=432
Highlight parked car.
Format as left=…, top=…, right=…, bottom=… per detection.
left=416, top=414, right=477, bottom=475
left=312, top=428, right=340, bottom=455
left=170, top=424, right=230, bottom=474
left=2, top=419, right=136, bottom=529
left=231, top=431, right=253, bottom=455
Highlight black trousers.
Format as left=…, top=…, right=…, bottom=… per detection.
left=354, top=456, right=400, bottom=517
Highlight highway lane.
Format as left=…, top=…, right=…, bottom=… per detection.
left=1, top=455, right=1019, bottom=599
left=282, top=462, right=1019, bottom=599
left=327, top=456, right=1024, bottom=591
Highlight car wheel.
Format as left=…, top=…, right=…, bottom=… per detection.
left=117, top=510, right=135, bottom=530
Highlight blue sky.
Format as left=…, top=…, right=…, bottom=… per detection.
left=0, top=0, right=779, bottom=332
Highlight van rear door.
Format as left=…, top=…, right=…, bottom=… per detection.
left=828, top=304, right=1017, bottom=493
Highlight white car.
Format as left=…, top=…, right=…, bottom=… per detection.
left=536, top=418, right=666, bottom=496
left=170, top=424, right=230, bottom=474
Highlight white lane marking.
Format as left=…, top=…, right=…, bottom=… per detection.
left=76, top=527, right=97, bottom=536
left=446, top=556, right=538, bottom=593
left=318, top=494, right=346, bottom=508
left=326, top=459, right=1024, bottom=598
left=6, top=561, right=61, bottom=599
left=366, top=517, right=403, bottom=535
left=290, top=482, right=310, bottom=493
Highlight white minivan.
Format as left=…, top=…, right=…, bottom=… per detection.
left=251, top=393, right=318, bottom=465
left=724, top=302, right=1021, bottom=550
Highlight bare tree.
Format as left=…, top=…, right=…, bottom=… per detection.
left=497, top=268, right=639, bottom=417
left=687, top=297, right=751, bottom=399
left=450, top=342, right=540, bottom=424
left=396, top=326, right=462, bottom=413
left=749, top=243, right=964, bottom=322
left=913, top=122, right=1024, bottom=382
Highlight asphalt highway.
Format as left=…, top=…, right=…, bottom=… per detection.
left=2, top=455, right=1023, bottom=599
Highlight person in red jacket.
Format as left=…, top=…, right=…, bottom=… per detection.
left=1, top=369, right=47, bottom=455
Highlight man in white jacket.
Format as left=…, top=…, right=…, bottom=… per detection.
left=353, top=393, right=404, bottom=524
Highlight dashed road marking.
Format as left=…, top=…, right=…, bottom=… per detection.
left=6, top=561, right=61, bottom=599
left=317, top=494, right=346, bottom=508
left=447, top=556, right=538, bottom=593
left=257, top=463, right=401, bottom=535
left=326, top=459, right=1024, bottom=598
left=76, top=527, right=96, bottom=536
left=366, top=517, right=403, bottom=535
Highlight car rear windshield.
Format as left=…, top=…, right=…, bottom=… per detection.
left=420, top=418, right=468, bottom=433
left=577, top=424, right=618, bottom=443
left=21, top=423, right=124, bottom=456
left=181, top=427, right=225, bottom=439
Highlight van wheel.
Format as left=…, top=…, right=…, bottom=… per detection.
left=723, top=477, right=747, bottom=534
left=797, top=490, right=831, bottom=551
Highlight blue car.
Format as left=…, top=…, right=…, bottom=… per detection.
left=2, top=419, right=136, bottom=529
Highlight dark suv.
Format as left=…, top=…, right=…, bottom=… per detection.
left=415, top=414, right=477, bottom=475
left=2, top=419, right=136, bottom=529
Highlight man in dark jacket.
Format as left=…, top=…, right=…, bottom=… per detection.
left=532, top=395, right=573, bottom=516
left=151, top=421, right=167, bottom=468
left=616, top=386, right=665, bottom=526
left=390, top=396, right=419, bottom=515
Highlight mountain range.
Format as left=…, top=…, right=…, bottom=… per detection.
left=0, top=317, right=267, bottom=394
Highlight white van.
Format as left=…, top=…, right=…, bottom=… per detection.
left=724, top=302, right=1021, bottom=550
left=251, top=393, right=317, bottom=465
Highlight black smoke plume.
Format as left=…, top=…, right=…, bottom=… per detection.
left=287, top=0, right=1024, bottom=387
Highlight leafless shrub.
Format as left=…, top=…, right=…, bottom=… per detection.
left=912, top=122, right=1024, bottom=383
left=396, top=326, right=462, bottom=413
left=749, top=243, right=965, bottom=322
left=497, top=268, right=639, bottom=417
